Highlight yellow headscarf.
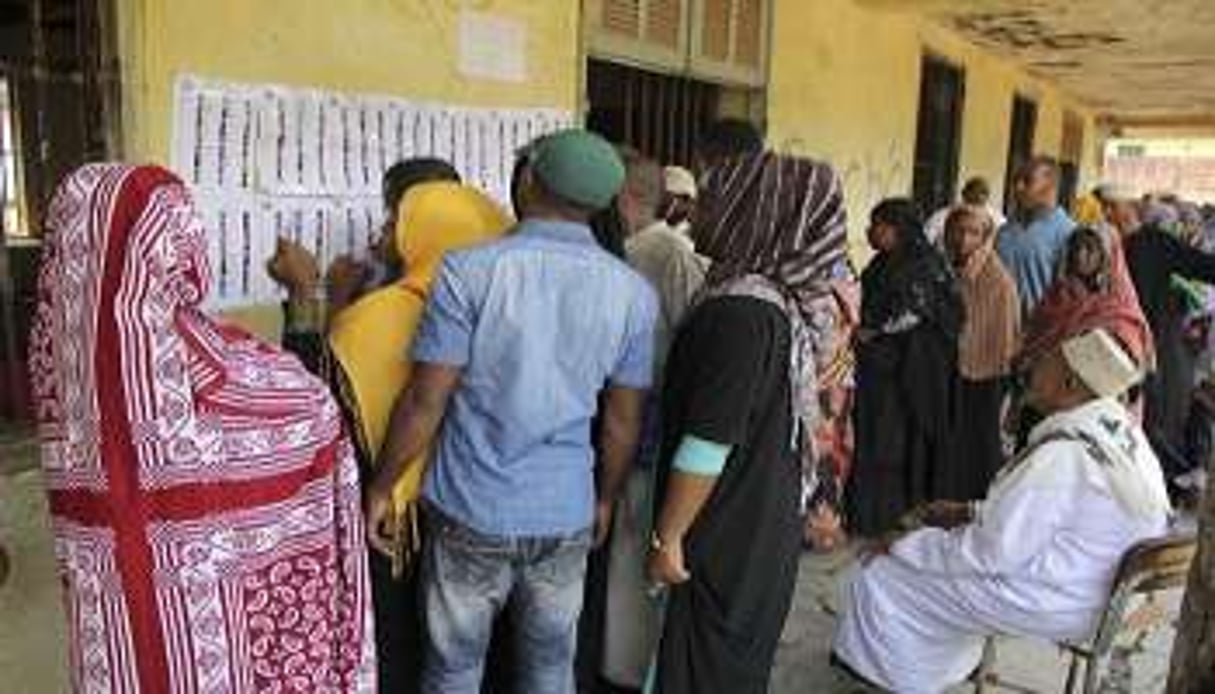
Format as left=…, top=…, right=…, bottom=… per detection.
left=1073, top=192, right=1105, bottom=226
left=329, top=182, right=509, bottom=573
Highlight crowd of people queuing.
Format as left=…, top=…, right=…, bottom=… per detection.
left=25, top=114, right=1214, bottom=692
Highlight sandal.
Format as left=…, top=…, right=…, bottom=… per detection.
left=804, top=505, right=847, bottom=553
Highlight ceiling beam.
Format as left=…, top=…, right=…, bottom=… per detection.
left=1101, top=114, right=1215, bottom=138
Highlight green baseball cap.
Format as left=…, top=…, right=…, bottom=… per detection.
left=528, top=129, right=625, bottom=211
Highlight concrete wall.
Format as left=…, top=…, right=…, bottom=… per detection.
left=766, top=0, right=1100, bottom=258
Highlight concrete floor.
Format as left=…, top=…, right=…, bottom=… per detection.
left=0, top=429, right=1178, bottom=693
left=770, top=549, right=1176, bottom=693
left=0, top=470, right=69, bottom=693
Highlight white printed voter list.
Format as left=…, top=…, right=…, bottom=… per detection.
left=171, top=75, right=574, bottom=308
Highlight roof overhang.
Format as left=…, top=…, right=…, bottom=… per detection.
left=860, top=0, right=1215, bottom=127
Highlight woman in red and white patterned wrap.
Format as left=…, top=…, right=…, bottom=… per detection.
left=28, top=164, right=375, bottom=693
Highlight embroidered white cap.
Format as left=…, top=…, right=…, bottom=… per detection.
left=663, top=166, right=698, bottom=199
left=1062, top=328, right=1142, bottom=398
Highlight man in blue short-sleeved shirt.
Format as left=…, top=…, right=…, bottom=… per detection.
left=996, top=156, right=1076, bottom=318
left=366, top=129, right=657, bottom=694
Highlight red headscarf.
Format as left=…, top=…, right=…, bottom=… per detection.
left=29, top=164, right=374, bottom=692
left=1020, top=230, right=1153, bottom=367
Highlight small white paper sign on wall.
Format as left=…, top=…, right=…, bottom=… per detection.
left=459, top=11, right=527, bottom=83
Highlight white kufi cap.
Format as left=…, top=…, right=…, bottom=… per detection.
left=663, top=166, right=698, bottom=199
left=1062, top=328, right=1142, bottom=398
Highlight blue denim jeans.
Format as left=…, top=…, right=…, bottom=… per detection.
left=421, top=510, right=592, bottom=694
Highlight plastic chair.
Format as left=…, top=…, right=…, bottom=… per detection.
left=974, top=531, right=1197, bottom=694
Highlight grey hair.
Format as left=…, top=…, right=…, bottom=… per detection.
left=619, top=147, right=665, bottom=220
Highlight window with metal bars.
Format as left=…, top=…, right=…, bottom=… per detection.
left=1004, top=94, right=1039, bottom=213
left=911, top=54, right=966, bottom=216
left=1058, top=110, right=1086, bottom=209
left=0, top=0, right=119, bottom=422
left=0, top=0, right=120, bottom=238
left=586, top=57, right=722, bottom=167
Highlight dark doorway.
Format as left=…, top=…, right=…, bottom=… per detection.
left=911, top=54, right=965, bottom=216
left=1058, top=161, right=1079, bottom=211
left=0, top=0, right=120, bottom=421
left=586, top=58, right=721, bottom=167
left=1, top=0, right=121, bottom=236
left=1058, top=110, right=1085, bottom=210
left=1003, top=94, right=1038, bottom=213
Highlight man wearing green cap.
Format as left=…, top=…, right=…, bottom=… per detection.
left=366, top=129, right=658, bottom=693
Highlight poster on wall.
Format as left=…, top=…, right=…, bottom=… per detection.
left=459, top=11, right=528, bottom=83
left=171, top=74, right=573, bottom=308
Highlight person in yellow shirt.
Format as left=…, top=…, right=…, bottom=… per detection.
left=269, top=181, right=509, bottom=693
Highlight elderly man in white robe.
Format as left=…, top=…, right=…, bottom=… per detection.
left=833, top=327, right=1172, bottom=693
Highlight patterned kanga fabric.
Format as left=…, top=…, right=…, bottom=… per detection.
left=693, top=151, right=849, bottom=490
left=29, top=163, right=375, bottom=693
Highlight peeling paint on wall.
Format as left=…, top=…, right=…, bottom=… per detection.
left=779, top=135, right=909, bottom=260
left=951, top=11, right=1125, bottom=52
left=902, top=0, right=1215, bottom=119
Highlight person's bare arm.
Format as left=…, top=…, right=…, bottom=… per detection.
left=366, top=362, right=462, bottom=556
left=648, top=436, right=732, bottom=585
left=648, top=471, right=718, bottom=583
left=594, top=386, right=646, bottom=546
left=325, top=255, right=372, bottom=318
left=655, top=473, right=717, bottom=544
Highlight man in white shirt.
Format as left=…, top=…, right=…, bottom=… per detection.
left=619, top=153, right=709, bottom=369
left=833, top=326, right=1171, bottom=693
left=925, top=176, right=1007, bottom=246
left=661, top=165, right=699, bottom=239
left=598, top=150, right=708, bottom=689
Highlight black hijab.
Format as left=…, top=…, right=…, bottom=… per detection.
left=861, top=198, right=963, bottom=338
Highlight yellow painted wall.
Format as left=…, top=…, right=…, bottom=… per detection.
left=117, top=0, right=582, bottom=163
left=766, top=0, right=919, bottom=260
left=115, top=0, right=581, bottom=335
left=766, top=0, right=1100, bottom=258
left=111, top=0, right=1107, bottom=333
